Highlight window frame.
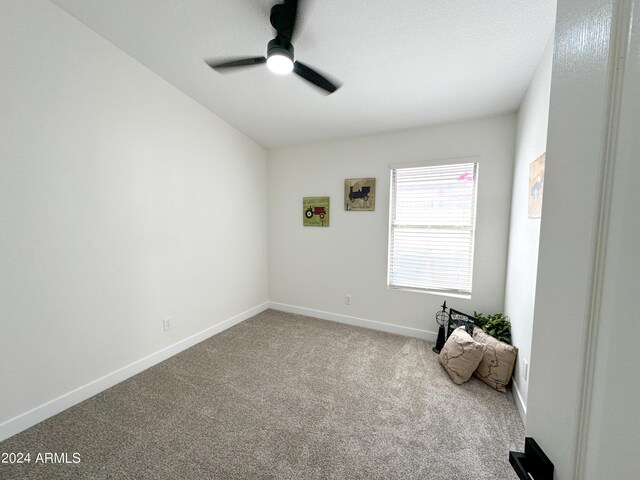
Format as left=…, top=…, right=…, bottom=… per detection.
left=386, top=157, right=480, bottom=299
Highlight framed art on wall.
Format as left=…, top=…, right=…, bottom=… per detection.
left=303, top=196, right=330, bottom=226
left=344, top=178, right=376, bottom=211
left=528, top=154, right=545, bottom=218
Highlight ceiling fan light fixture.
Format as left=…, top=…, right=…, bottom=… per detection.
left=267, top=38, right=294, bottom=75
left=267, top=52, right=293, bottom=74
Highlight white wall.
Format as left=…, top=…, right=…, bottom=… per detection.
left=582, top=2, right=640, bottom=476
left=0, top=0, right=268, bottom=437
left=504, top=34, right=554, bottom=418
left=268, top=115, right=515, bottom=336
left=525, top=0, right=630, bottom=477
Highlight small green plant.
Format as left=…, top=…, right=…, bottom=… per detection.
left=473, top=311, right=512, bottom=344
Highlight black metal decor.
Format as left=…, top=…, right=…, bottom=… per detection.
left=447, top=308, right=477, bottom=339
left=432, top=301, right=448, bottom=353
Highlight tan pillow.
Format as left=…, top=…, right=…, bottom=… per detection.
left=438, top=327, right=483, bottom=385
left=472, top=326, right=518, bottom=393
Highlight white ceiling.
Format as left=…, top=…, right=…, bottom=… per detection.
left=50, top=0, right=557, bottom=148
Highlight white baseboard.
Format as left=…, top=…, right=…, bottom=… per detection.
left=0, top=302, right=269, bottom=442
left=512, top=378, right=527, bottom=426
left=268, top=302, right=437, bottom=342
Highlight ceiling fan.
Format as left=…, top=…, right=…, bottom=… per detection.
left=205, top=0, right=341, bottom=94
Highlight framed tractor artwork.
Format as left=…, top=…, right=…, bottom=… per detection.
left=303, top=196, right=330, bottom=227
left=344, top=178, right=376, bottom=211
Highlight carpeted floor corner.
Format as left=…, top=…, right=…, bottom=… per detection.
left=1, top=309, right=524, bottom=479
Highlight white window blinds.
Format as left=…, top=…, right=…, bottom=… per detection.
left=387, top=161, right=479, bottom=298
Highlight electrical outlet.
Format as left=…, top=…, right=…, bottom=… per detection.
left=345, top=295, right=352, bottom=305
left=523, top=359, right=529, bottom=381
left=163, top=316, right=173, bottom=332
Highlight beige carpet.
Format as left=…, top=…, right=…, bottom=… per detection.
left=1, top=309, right=524, bottom=479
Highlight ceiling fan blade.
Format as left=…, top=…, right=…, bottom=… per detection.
left=205, top=57, right=266, bottom=71
left=293, top=61, right=340, bottom=94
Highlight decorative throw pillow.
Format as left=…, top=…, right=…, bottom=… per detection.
left=438, top=327, right=484, bottom=385
left=472, top=326, right=519, bottom=393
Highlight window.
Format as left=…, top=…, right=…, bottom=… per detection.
left=387, top=160, right=479, bottom=298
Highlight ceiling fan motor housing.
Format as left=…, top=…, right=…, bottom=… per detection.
left=267, top=37, right=294, bottom=62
